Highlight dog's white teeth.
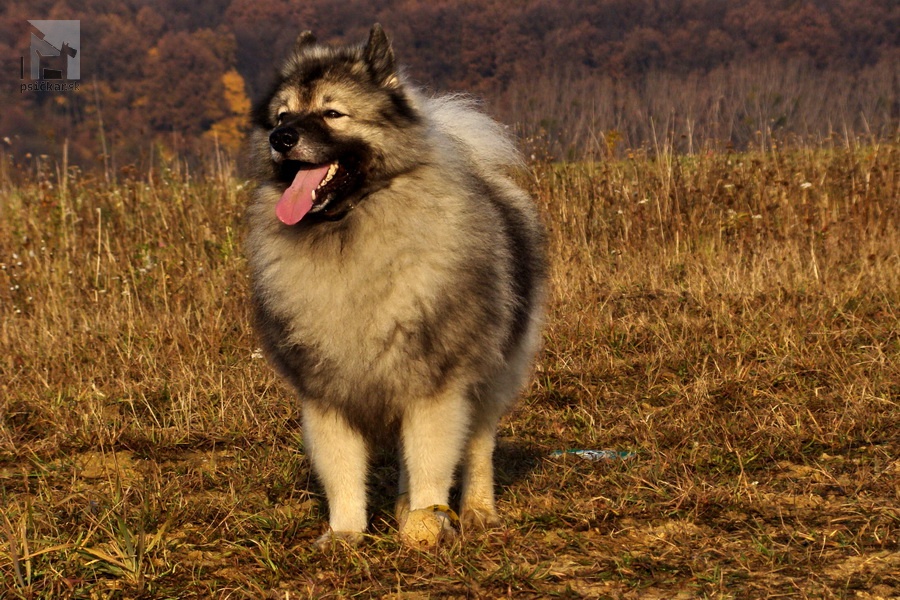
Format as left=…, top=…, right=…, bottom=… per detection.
left=311, top=189, right=317, bottom=201
left=316, top=162, right=339, bottom=191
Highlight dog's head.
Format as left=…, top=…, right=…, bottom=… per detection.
left=250, top=24, right=423, bottom=224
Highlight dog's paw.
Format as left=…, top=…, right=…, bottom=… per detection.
left=399, top=507, right=459, bottom=548
left=460, top=504, right=501, bottom=531
left=313, top=530, right=364, bottom=551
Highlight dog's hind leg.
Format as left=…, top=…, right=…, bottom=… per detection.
left=459, top=415, right=502, bottom=530
left=461, top=314, right=544, bottom=530
left=302, top=403, right=369, bottom=549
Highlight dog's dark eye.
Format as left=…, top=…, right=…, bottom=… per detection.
left=275, top=111, right=287, bottom=125
left=323, top=109, right=346, bottom=120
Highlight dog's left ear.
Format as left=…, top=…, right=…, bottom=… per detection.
left=294, top=30, right=317, bottom=53
left=364, top=24, right=398, bottom=87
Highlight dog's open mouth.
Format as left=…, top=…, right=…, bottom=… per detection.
left=276, top=160, right=356, bottom=225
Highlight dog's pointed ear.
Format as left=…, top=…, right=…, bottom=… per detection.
left=294, top=30, right=317, bottom=53
left=364, top=24, right=398, bottom=87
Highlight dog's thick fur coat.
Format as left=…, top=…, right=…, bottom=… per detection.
left=246, top=24, right=546, bottom=547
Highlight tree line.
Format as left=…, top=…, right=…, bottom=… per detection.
left=1, top=0, right=897, bottom=170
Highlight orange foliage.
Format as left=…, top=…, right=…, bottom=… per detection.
left=0, top=0, right=896, bottom=165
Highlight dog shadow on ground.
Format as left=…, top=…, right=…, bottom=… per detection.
left=493, top=439, right=547, bottom=490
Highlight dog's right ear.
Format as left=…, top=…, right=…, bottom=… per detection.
left=364, top=24, right=398, bottom=88
left=294, top=31, right=317, bottom=53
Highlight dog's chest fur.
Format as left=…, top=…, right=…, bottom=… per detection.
left=250, top=188, right=472, bottom=391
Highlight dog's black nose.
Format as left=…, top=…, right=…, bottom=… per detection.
left=270, top=127, right=299, bottom=154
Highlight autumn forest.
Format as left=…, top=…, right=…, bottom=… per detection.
left=2, top=0, right=898, bottom=170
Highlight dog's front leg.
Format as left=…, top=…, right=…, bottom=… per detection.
left=302, top=403, right=368, bottom=549
left=398, top=389, right=470, bottom=547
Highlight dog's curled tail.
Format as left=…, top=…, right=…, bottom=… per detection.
left=425, top=94, right=526, bottom=173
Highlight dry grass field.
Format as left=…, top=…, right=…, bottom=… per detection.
left=1, top=139, right=898, bottom=598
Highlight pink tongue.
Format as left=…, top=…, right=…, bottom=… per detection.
left=275, top=164, right=332, bottom=225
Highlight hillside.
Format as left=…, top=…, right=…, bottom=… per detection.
left=1, top=0, right=898, bottom=167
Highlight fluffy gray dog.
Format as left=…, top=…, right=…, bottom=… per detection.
left=246, top=24, right=546, bottom=549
